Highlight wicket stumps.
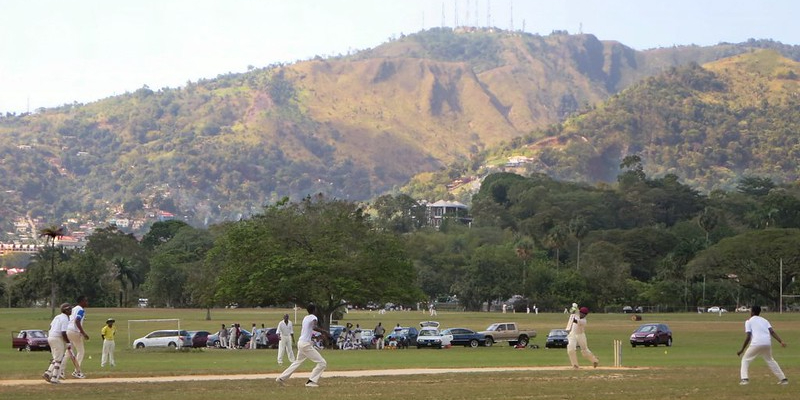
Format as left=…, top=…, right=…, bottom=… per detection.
left=613, top=339, right=622, bottom=367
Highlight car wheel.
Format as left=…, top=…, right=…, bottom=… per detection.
left=631, top=343, right=636, bottom=348
left=469, top=339, right=479, bottom=348
left=666, top=337, right=672, bottom=347
left=168, top=342, right=177, bottom=348
left=136, top=343, right=145, bottom=349
left=24, top=344, right=32, bottom=352
left=416, top=345, right=422, bottom=349
left=484, top=338, right=493, bottom=347
left=517, top=335, right=529, bottom=347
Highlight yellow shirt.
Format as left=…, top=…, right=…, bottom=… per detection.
left=101, top=325, right=116, bottom=341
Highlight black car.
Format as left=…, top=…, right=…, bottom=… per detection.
left=384, top=326, right=419, bottom=347
left=630, top=323, right=672, bottom=347
left=441, top=327, right=488, bottom=348
left=545, top=329, right=569, bottom=349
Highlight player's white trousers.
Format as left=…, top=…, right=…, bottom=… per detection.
left=66, top=331, right=85, bottom=370
left=278, top=336, right=295, bottom=363
left=46, top=336, right=67, bottom=378
left=278, top=340, right=327, bottom=383
left=102, top=339, right=116, bottom=366
left=567, top=333, right=598, bottom=366
left=740, top=345, right=785, bottom=380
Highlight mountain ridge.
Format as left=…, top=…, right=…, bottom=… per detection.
left=1, top=29, right=799, bottom=235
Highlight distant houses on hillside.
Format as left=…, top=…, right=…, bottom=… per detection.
left=426, top=200, right=472, bottom=228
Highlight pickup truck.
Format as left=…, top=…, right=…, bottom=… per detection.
left=478, top=322, right=536, bottom=347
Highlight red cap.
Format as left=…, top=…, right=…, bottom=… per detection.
left=579, top=307, right=589, bottom=314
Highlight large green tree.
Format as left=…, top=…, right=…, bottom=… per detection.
left=210, top=195, right=421, bottom=326
left=688, top=229, right=800, bottom=307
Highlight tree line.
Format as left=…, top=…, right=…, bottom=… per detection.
left=3, top=162, right=800, bottom=322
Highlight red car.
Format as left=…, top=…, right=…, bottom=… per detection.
left=629, top=323, right=672, bottom=347
left=12, top=329, right=50, bottom=352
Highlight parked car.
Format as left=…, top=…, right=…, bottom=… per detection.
left=329, top=325, right=346, bottom=343
left=416, top=321, right=452, bottom=349
left=707, top=306, right=727, bottom=313
left=187, top=330, right=211, bottom=348
left=629, top=323, right=672, bottom=347
left=440, top=327, right=487, bottom=348
left=12, top=329, right=50, bottom=352
left=359, top=329, right=375, bottom=348
left=256, top=327, right=280, bottom=349
left=206, top=328, right=253, bottom=348
left=133, top=329, right=192, bottom=349
left=384, top=326, right=419, bottom=347
left=622, top=306, right=644, bottom=313
left=544, top=329, right=570, bottom=349
left=736, top=306, right=751, bottom=313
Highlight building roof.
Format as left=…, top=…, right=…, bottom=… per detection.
left=428, top=200, right=468, bottom=209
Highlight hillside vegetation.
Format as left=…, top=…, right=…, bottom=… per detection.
left=1, top=28, right=798, bottom=234
left=440, top=49, right=800, bottom=196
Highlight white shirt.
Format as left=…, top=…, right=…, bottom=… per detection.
left=49, top=313, right=70, bottom=338
left=67, top=305, right=85, bottom=333
left=278, top=320, right=293, bottom=338
left=745, top=315, right=773, bottom=346
left=568, top=317, right=587, bottom=336
left=299, top=314, right=318, bottom=343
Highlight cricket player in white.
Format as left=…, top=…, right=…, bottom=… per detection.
left=737, top=305, right=788, bottom=385
left=567, top=306, right=599, bottom=369
left=43, top=303, right=72, bottom=384
left=276, top=304, right=330, bottom=387
left=66, top=295, right=89, bottom=378
left=277, top=313, right=296, bottom=365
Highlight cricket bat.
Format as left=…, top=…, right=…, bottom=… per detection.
left=565, top=303, right=579, bottom=331
left=65, top=345, right=81, bottom=373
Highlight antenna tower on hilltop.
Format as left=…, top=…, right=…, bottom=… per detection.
left=509, top=0, right=514, bottom=31
left=487, top=0, right=491, bottom=26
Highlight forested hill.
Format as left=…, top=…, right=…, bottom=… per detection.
left=437, top=49, right=800, bottom=196
left=0, top=28, right=798, bottom=234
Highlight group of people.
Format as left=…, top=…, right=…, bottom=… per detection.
left=39, top=297, right=790, bottom=388
left=43, top=295, right=92, bottom=384
left=567, top=303, right=789, bottom=386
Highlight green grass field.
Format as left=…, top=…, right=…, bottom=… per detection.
left=1, top=308, right=798, bottom=399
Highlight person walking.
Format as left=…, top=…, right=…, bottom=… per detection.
left=737, top=305, right=788, bottom=385
left=374, top=322, right=385, bottom=350
left=43, top=303, right=72, bottom=384
left=276, top=303, right=330, bottom=387
left=66, top=295, right=89, bottom=378
left=567, top=307, right=599, bottom=369
left=277, top=314, right=296, bottom=365
left=100, top=318, right=117, bottom=367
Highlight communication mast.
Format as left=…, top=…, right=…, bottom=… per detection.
left=487, top=0, right=491, bottom=26
left=509, top=0, right=514, bottom=31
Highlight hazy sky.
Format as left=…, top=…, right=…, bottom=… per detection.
left=1, top=0, right=798, bottom=113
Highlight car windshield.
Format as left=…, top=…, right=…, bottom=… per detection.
left=549, top=329, right=567, bottom=336
left=419, top=329, right=439, bottom=337
left=486, top=323, right=500, bottom=331
left=28, top=331, right=46, bottom=338
left=636, top=325, right=657, bottom=333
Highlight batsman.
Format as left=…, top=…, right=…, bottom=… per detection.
left=567, top=306, right=599, bottom=369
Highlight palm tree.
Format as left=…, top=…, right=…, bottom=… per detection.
left=514, top=237, right=535, bottom=291
left=38, top=225, right=64, bottom=317
left=112, top=257, right=139, bottom=307
left=568, top=217, right=589, bottom=271
left=545, top=225, right=568, bottom=269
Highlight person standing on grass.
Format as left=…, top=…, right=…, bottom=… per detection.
left=43, top=303, right=72, bottom=384
left=567, top=307, right=599, bottom=369
left=100, top=318, right=117, bottom=367
left=66, top=295, right=89, bottom=378
left=276, top=303, right=330, bottom=387
left=737, top=305, right=788, bottom=385
left=250, top=323, right=258, bottom=349
left=374, top=322, right=385, bottom=350
left=277, top=313, right=295, bottom=365
left=218, top=324, right=228, bottom=348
